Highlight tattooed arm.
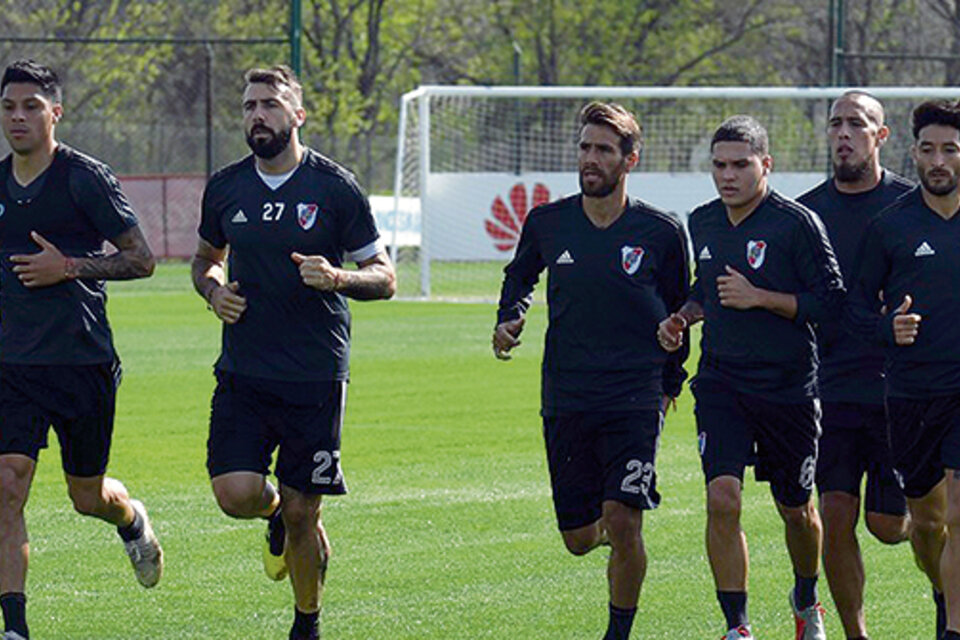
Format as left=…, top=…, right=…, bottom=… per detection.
left=10, top=226, right=155, bottom=287
left=290, top=248, right=396, bottom=301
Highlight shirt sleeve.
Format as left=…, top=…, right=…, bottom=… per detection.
left=335, top=179, right=380, bottom=258
left=792, top=209, right=845, bottom=325
left=842, top=218, right=895, bottom=346
left=496, top=213, right=544, bottom=325
left=198, top=179, right=227, bottom=249
left=687, top=216, right=705, bottom=307
left=68, top=162, right=138, bottom=242
left=659, top=221, right=691, bottom=398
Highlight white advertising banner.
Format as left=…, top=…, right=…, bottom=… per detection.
left=422, top=172, right=826, bottom=261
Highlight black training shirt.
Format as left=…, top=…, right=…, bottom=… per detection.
left=688, top=189, right=844, bottom=402
left=497, top=194, right=690, bottom=416
left=798, top=171, right=913, bottom=404
left=845, top=186, right=960, bottom=397
left=0, top=145, right=138, bottom=364
left=199, top=149, right=380, bottom=383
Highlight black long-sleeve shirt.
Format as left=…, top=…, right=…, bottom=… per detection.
left=845, top=186, right=960, bottom=398
left=688, top=190, right=845, bottom=402
left=798, top=171, right=914, bottom=404
left=497, top=194, right=690, bottom=416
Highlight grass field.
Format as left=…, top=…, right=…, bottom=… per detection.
left=394, top=258, right=509, bottom=300
left=21, top=262, right=935, bottom=639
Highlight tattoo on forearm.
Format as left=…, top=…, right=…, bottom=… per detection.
left=338, top=264, right=395, bottom=300
left=73, top=228, right=154, bottom=280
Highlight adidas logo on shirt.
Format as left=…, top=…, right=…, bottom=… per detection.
left=556, top=250, right=575, bottom=265
left=231, top=209, right=248, bottom=223
left=699, top=246, right=712, bottom=260
left=915, top=241, right=935, bottom=257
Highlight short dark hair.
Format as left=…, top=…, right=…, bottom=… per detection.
left=711, top=115, right=769, bottom=156
left=244, top=65, right=302, bottom=108
left=1, top=59, right=61, bottom=102
left=578, top=102, right=642, bottom=157
left=911, top=100, right=960, bottom=139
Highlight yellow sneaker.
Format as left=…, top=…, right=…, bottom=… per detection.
left=263, top=511, right=287, bottom=581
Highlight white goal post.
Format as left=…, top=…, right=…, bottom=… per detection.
left=391, top=85, right=960, bottom=301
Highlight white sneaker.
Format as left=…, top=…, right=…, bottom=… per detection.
left=723, top=625, right=753, bottom=640
left=789, top=590, right=826, bottom=640
left=4, top=631, right=28, bottom=640
left=123, top=499, right=163, bottom=588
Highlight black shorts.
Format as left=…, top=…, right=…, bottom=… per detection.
left=207, top=371, right=348, bottom=496
left=543, top=410, right=662, bottom=531
left=886, top=393, right=960, bottom=499
left=0, top=361, right=121, bottom=477
left=692, top=378, right=819, bottom=508
left=816, top=401, right=906, bottom=516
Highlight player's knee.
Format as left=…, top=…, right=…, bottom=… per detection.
left=819, top=492, right=859, bottom=532
left=911, top=509, right=944, bottom=539
left=0, top=464, right=31, bottom=513
left=602, top=504, right=641, bottom=548
left=778, top=500, right=818, bottom=531
left=865, top=512, right=909, bottom=544
left=561, top=532, right=596, bottom=556
left=67, top=485, right=103, bottom=516
left=280, top=498, right=321, bottom=538
left=560, top=523, right=604, bottom=556
left=212, top=483, right=260, bottom=517
left=707, top=481, right=742, bottom=524
left=944, top=507, right=960, bottom=535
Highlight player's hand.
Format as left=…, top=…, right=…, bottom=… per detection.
left=10, top=231, right=69, bottom=288
left=892, top=294, right=921, bottom=346
left=657, top=313, right=687, bottom=352
left=210, top=281, right=247, bottom=324
left=291, top=252, right=340, bottom=291
left=717, top=265, right=763, bottom=309
left=493, top=317, right=525, bottom=360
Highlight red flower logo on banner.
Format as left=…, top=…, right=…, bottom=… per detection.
left=484, top=182, right=550, bottom=252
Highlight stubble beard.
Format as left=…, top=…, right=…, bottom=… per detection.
left=920, top=168, right=959, bottom=197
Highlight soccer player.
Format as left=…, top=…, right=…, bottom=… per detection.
left=797, top=91, right=912, bottom=640
left=493, top=102, right=690, bottom=640
left=844, top=100, right=960, bottom=640
left=191, top=65, right=395, bottom=640
left=0, top=60, right=161, bottom=640
left=659, top=115, right=844, bottom=640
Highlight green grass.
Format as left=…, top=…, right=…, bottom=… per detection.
left=394, top=259, right=547, bottom=302
left=21, top=262, right=932, bottom=638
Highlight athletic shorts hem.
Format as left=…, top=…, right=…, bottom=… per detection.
left=864, top=502, right=909, bottom=517
left=772, top=488, right=813, bottom=509
left=275, top=474, right=348, bottom=497
left=816, top=485, right=859, bottom=498
left=207, top=462, right=267, bottom=479
left=702, top=466, right=746, bottom=485
left=901, top=480, right=942, bottom=501
left=0, top=445, right=40, bottom=461
left=556, top=511, right=602, bottom=532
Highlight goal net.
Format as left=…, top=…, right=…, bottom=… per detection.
left=390, top=86, right=960, bottom=301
